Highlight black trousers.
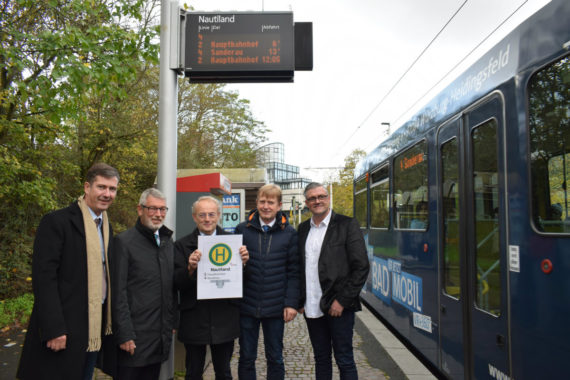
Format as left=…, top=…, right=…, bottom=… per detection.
left=184, top=341, right=234, bottom=380
left=117, top=362, right=161, bottom=380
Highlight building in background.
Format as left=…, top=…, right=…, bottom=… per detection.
left=175, top=143, right=311, bottom=230
left=257, top=142, right=312, bottom=217
left=177, top=168, right=267, bottom=213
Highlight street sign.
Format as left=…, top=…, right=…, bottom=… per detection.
left=222, top=193, right=242, bottom=233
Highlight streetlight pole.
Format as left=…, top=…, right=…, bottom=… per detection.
left=291, top=196, right=296, bottom=227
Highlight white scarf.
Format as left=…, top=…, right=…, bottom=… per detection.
left=77, top=196, right=112, bottom=352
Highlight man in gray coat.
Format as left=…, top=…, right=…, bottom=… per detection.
left=112, top=188, right=175, bottom=380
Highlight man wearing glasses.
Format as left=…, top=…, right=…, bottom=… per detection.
left=298, top=182, right=369, bottom=380
left=111, top=188, right=175, bottom=380
left=174, top=196, right=249, bottom=380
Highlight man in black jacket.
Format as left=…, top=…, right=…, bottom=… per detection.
left=112, top=188, right=175, bottom=380
left=17, top=163, right=119, bottom=380
left=298, top=182, right=370, bottom=380
left=174, top=196, right=249, bottom=380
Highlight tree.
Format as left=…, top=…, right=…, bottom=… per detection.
left=528, top=56, right=570, bottom=223
left=331, top=149, right=367, bottom=216
left=0, top=0, right=160, bottom=298
left=177, top=82, right=269, bottom=169
left=0, top=0, right=271, bottom=299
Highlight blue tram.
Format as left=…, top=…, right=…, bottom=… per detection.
left=354, top=1, right=569, bottom=379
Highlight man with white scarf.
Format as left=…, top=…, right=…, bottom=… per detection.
left=17, top=162, right=120, bottom=380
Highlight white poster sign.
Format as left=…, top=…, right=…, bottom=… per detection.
left=197, top=234, right=243, bottom=299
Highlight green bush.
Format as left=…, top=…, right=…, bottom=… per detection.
left=0, top=233, right=34, bottom=300
left=0, top=293, right=34, bottom=329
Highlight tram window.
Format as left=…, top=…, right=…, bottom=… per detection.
left=393, top=141, right=428, bottom=230
left=472, top=120, right=501, bottom=316
left=354, top=176, right=367, bottom=228
left=371, top=166, right=390, bottom=229
left=529, top=55, right=570, bottom=234
left=441, top=139, right=461, bottom=299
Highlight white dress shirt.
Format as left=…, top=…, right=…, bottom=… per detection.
left=304, top=209, right=332, bottom=318
left=260, top=218, right=275, bottom=230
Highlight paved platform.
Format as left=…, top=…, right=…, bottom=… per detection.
left=2, top=305, right=437, bottom=379
left=197, top=310, right=388, bottom=380
left=356, top=307, right=437, bottom=380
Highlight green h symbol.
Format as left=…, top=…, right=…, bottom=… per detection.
left=214, top=247, right=226, bottom=262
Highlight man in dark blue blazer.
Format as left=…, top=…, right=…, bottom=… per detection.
left=17, top=163, right=119, bottom=380
left=297, top=182, right=370, bottom=380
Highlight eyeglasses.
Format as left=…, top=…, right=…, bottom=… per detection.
left=306, top=194, right=329, bottom=203
left=196, top=212, right=218, bottom=220
left=142, top=205, right=169, bottom=214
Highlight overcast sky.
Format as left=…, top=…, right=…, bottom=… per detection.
left=183, top=0, right=550, bottom=182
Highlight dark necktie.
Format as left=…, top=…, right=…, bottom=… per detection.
left=262, top=225, right=269, bottom=232
left=94, top=217, right=106, bottom=301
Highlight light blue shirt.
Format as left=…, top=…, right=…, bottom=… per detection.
left=87, top=207, right=105, bottom=263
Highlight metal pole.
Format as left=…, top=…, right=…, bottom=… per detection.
left=291, top=196, right=295, bottom=227
left=158, top=0, right=178, bottom=238
left=158, top=1, right=178, bottom=378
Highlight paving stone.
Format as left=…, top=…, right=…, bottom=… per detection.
left=94, top=314, right=388, bottom=379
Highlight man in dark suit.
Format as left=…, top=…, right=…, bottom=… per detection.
left=174, top=196, right=249, bottom=380
left=17, top=163, right=119, bottom=380
left=297, top=182, right=370, bottom=380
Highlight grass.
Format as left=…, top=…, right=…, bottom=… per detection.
left=0, top=293, right=33, bottom=330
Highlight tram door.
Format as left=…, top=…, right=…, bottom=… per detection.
left=438, top=96, right=510, bottom=379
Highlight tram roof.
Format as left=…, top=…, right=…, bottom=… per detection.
left=355, top=0, right=569, bottom=179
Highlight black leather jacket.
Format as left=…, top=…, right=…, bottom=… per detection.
left=298, top=211, right=370, bottom=313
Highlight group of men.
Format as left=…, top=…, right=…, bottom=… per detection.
left=17, top=162, right=370, bottom=380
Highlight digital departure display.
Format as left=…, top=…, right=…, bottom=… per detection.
left=184, top=12, right=295, bottom=79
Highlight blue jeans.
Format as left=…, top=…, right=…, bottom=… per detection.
left=238, top=315, right=285, bottom=380
left=304, top=311, right=358, bottom=380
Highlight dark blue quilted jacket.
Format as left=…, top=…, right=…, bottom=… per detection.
left=235, top=209, right=300, bottom=318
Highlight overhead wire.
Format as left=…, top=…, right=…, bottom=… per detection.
left=385, top=0, right=529, bottom=136
left=327, top=0, right=469, bottom=161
